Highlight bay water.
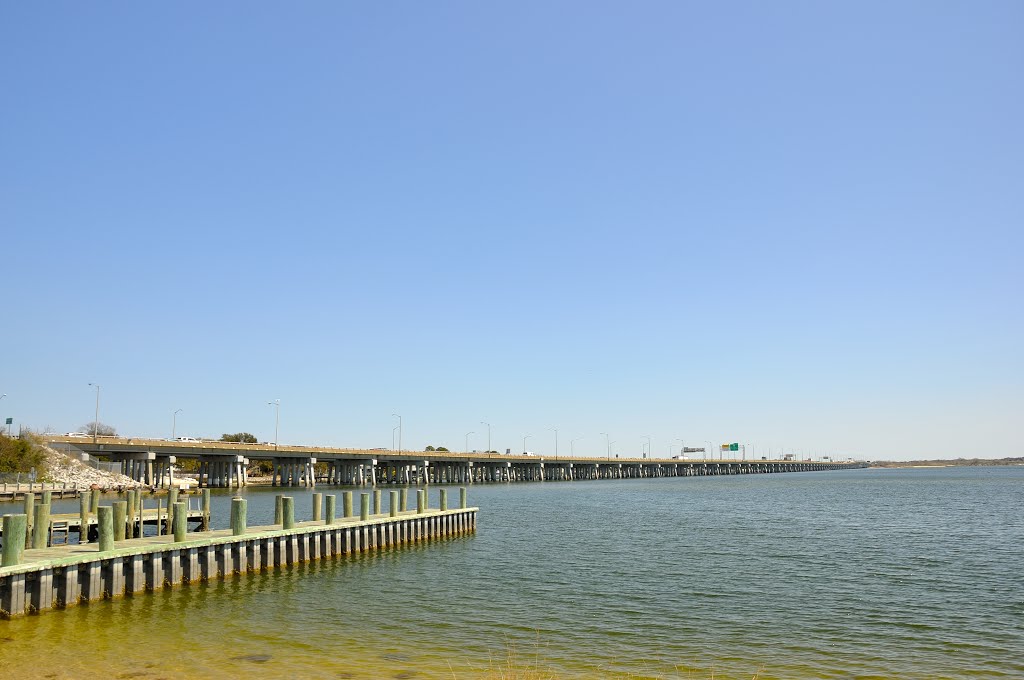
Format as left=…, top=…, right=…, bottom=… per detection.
left=2, top=467, right=1022, bottom=679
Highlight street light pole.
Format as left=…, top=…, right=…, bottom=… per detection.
left=465, top=431, right=474, bottom=454
left=642, top=434, right=651, bottom=460
left=267, top=400, right=280, bottom=450
left=392, top=425, right=399, bottom=451
left=480, top=421, right=491, bottom=453
left=172, top=408, right=183, bottom=440
left=88, top=383, right=100, bottom=444
left=522, top=434, right=531, bottom=455
left=393, top=414, right=402, bottom=454
left=600, top=432, right=610, bottom=460
left=548, top=427, right=558, bottom=458
left=571, top=436, right=583, bottom=458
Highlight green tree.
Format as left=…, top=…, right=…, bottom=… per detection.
left=220, top=432, right=258, bottom=443
left=436, top=447, right=449, bottom=452
left=425, top=445, right=436, bottom=452
left=82, top=422, right=117, bottom=436
left=0, top=433, right=47, bottom=474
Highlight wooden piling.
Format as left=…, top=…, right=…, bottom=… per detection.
left=126, top=490, right=137, bottom=537
left=1, top=514, right=27, bottom=566
left=360, top=493, right=370, bottom=521
left=373, top=490, right=381, bottom=515
left=97, top=506, right=114, bottom=552
left=325, top=495, right=336, bottom=525
left=112, top=501, right=127, bottom=542
left=440, top=489, right=448, bottom=511
left=79, top=495, right=90, bottom=543
left=201, top=489, right=211, bottom=530
left=400, top=488, right=408, bottom=512
left=90, top=489, right=100, bottom=513
left=390, top=491, right=398, bottom=517
left=172, top=502, right=187, bottom=542
left=343, top=491, right=353, bottom=518
left=32, top=501, right=51, bottom=549
left=282, top=497, right=295, bottom=530
left=23, top=493, right=34, bottom=549
left=416, top=490, right=424, bottom=514
left=312, top=493, right=322, bottom=522
left=230, top=498, right=247, bottom=536
left=274, top=494, right=283, bottom=525
left=460, top=487, right=467, bottom=509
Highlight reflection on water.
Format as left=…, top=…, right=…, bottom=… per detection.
left=3, top=468, right=1023, bottom=679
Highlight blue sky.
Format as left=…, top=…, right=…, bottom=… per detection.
left=1, top=2, right=1020, bottom=460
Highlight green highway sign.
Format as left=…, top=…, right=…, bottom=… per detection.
left=730, top=443, right=739, bottom=451
left=4, top=417, right=11, bottom=425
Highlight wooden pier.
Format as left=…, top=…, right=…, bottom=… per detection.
left=0, top=489, right=477, bottom=618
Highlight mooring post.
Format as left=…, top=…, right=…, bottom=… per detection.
left=167, top=487, right=179, bottom=536
left=126, top=490, right=137, bottom=537
left=97, top=506, right=114, bottom=552
left=312, top=492, right=322, bottom=522
left=360, top=493, right=369, bottom=521
left=230, top=497, right=247, bottom=536
left=282, top=497, right=295, bottom=529
left=389, top=490, right=398, bottom=517
left=343, top=491, right=353, bottom=518
left=112, top=501, right=127, bottom=542
left=1, top=514, right=27, bottom=566
left=79, top=494, right=90, bottom=543
left=422, top=488, right=429, bottom=510
left=32, top=498, right=52, bottom=549
left=439, top=488, right=448, bottom=511
left=274, top=494, right=283, bottom=525
left=156, top=499, right=163, bottom=538
left=325, top=494, right=336, bottom=525
left=41, top=490, right=52, bottom=505
left=373, top=489, right=381, bottom=515
left=400, top=488, right=408, bottom=512
left=201, top=488, right=211, bottom=530
left=23, top=492, right=34, bottom=549
left=460, top=486, right=467, bottom=509
left=90, top=488, right=100, bottom=513
left=416, top=489, right=424, bottom=514
left=172, top=501, right=187, bottom=542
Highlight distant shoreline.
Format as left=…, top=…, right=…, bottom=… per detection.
left=870, top=457, right=1023, bottom=468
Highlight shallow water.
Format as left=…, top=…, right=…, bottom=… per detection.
left=3, top=467, right=1023, bottom=679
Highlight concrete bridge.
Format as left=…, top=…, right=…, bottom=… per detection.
left=44, top=435, right=866, bottom=489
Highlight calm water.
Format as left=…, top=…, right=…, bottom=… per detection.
left=3, top=467, right=1023, bottom=679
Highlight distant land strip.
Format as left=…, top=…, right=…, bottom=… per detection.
left=870, top=457, right=1023, bottom=468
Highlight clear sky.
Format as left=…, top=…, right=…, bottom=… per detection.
left=1, top=3, right=1021, bottom=461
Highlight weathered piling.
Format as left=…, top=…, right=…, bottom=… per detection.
left=312, top=493, right=322, bottom=522
left=79, top=495, right=90, bottom=543
left=32, top=502, right=51, bottom=549
left=97, top=506, right=113, bottom=552
left=172, top=502, right=187, bottom=542
left=343, top=491, right=353, bottom=518
left=390, top=491, right=398, bottom=517
left=325, top=495, right=336, bottom=525
left=282, top=497, right=295, bottom=530
left=373, top=489, right=381, bottom=515
left=231, top=498, right=247, bottom=536
left=417, top=489, right=424, bottom=514
left=460, top=486, right=467, bottom=509
left=201, top=488, right=211, bottom=529
left=23, top=493, right=34, bottom=549
left=439, top=489, right=448, bottom=511
left=360, top=493, right=369, bottom=521
left=1, top=515, right=26, bottom=567
left=41, top=490, right=52, bottom=505
left=90, top=489, right=100, bottom=513
left=401, top=488, right=408, bottom=512
left=112, top=501, right=127, bottom=542
left=125, top=490, right=137, bottom=537
left=274, top=494, right=283, bottom=525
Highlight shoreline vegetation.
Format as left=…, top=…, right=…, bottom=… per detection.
left=870, top=457, right=1023, bottom=468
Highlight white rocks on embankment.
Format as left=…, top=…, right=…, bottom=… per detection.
left=42, top=445, right=143, bottom=489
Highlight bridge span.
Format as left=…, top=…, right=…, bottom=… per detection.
left=44, top=435, right=866, bottom=488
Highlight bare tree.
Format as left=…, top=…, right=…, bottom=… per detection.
left=81, top=422, right=117, bottom=436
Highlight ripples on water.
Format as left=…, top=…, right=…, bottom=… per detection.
left=3, top=467, right=1023, bottom=679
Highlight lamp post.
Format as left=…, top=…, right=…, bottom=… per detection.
left=642, top=434, right=651, bottom=459
left=88, top=383, right=100, bottom=444
left=522, top=434, right=531, bottom=455
left=704, top=440, right=713, bottom=462
left=676, top=438, right=685, bottom=458
left=570, top=436, right=583, bottom=458
left=392, top=425, right=400, bottom=451
left=465, top=431, right=474, bottom=454
left=392, top=414, right=402, bottom=454
left=480, top=421, right=491, bottom=453
left=601, top=432, right=610, bottom=460
left=548, top=427, right=558, bottom=458
left=172, top=409, right=183, bottom=440
left=267, top=399, right=280, bottom=450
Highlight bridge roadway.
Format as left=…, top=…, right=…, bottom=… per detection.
left=44, top=436, right=866, bottom=489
